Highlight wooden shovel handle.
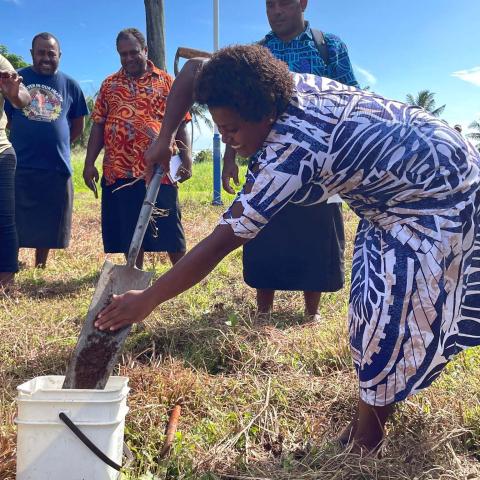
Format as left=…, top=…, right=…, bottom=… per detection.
left=159, top=404, right=182, bottom=459
left=174, top=47, right=211, bottom=76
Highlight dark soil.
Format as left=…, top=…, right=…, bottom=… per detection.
left=70, top=332, right=120, bottom=389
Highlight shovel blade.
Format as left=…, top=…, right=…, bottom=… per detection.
left=63, top=260, right=153, bottom=389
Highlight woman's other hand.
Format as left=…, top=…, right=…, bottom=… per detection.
left=144, top=137, right=174, bottom=184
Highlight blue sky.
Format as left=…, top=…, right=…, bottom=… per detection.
left=2, top=0, right=480, bottom=150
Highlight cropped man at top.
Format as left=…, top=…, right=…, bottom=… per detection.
left=222, top=0, right=358, bottom=320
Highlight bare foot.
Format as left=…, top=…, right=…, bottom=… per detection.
left=349, top=436, right=384, bottom=456
left=337, top=417, right=358, bottom=446
left=347, top=399, right=392, bottom=455
left=253, top=311, right=272, bottom=324
left=0, top=272, right=15, bottom=289
left=0, top=276, right=15, bottom=297
left=303, top=313, right=322, bottom=324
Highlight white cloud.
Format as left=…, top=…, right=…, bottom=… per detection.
left=451, top=66, right=480, bottom=87
left=353, top=64, right=377, bottom=86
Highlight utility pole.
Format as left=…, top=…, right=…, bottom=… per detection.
left=212, top=0, right=222, bottom=205
left=144, top=0, right=166, bottom=70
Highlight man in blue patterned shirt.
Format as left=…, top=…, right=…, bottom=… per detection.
left=262, top=3, right=358, bottom=85
left=222, top=0, right=359, bottom=320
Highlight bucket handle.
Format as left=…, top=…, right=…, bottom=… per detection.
left=59, top=412, right=132, bottom=472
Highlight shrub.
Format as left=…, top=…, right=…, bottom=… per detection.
left=194, top=149, right=213, bottom=163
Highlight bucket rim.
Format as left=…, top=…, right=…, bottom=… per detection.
left=15, top=408, right=129, bottom=427
left=16, top=394, right=129, bottom=404
left=17, top=375, right=130, bottom=395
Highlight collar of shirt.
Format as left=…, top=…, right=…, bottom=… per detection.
left=264, top=21, right=313, bottom=44
left=118, top=59, right=163, bottom=81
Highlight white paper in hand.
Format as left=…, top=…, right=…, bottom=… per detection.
left=327, top=194, right=342, bottom=204
left=167, top=155, right=182, bottom=183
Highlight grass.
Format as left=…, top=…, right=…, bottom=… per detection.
left=1, top=151, right=479, bottom=479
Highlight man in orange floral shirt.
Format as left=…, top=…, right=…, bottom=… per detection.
left=84, top=28, right=192, bottom=268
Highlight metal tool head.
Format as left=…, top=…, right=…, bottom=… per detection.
left=62, top=260, right=153, bottom=389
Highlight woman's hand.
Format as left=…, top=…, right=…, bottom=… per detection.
left=144, top=136, right=174, bottom=183
left=0, top=71, right=20, bottom=96
left=95, top=289, right=157, bottom=331
left=0, top=70, right=30, bottom=108
left=222, top=156, right=240, bottom=194
left=0, top=71, right=22, bottom=103
left=178, top=158, right=192, bottom=183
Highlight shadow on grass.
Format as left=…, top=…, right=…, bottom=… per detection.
left=123, top=307, right=247, bottom=375
left=16, top=270, right=100, bottom=299
left=122, top=305, right=350, bottom=378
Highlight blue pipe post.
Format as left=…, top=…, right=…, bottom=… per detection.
left=212, top=130, right=222, bottom=205
left=212, top=0, right=222, bottom=205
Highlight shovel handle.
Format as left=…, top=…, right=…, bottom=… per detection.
left=174, top=47, right=211, bottom=76
left=126, top=166, right=164, bottom=268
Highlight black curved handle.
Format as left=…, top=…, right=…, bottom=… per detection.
left=59, top=412, right=122, bottom=471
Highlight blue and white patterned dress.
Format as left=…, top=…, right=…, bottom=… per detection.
left=221, top=73, right=480, bottom=406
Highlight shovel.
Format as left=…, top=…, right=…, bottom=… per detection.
left=63, top=167, right=164, bottom=389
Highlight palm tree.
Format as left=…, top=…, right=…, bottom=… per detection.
left=189, top=103, right=213, bottom=147
left=405, top=90, right=446, bottom=117
left=467, top=120, right=480, bottom=150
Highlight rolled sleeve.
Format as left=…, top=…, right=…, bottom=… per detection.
left=91, top=81, right=109, bottom=124
left=1, top=56, right=16, bottom=119
left=0, top=55, right=15, bottom=72
left=68, top=81, right=89, bottom=120
left=220, top=143, right=317, bottom=238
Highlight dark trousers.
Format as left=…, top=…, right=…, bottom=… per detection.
left=0, top=147, right=18, bottom=272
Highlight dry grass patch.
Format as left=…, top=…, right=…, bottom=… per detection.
left=1, top=160, right=479, bottom=479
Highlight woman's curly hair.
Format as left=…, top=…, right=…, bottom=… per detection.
left=194, top=44, right=294, bottom=122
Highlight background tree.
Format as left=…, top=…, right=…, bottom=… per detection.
left=0, top=45, right=29, bottom=69
left=188, top=103, right=213, bottom=148
left=405, top=90, right=446, bottom=117
left=467, top=120, right=480, bottom=150
left=194, top=149, right=213, bottom=163
left=143, top=1, right=212, bottom=153
left=144, top=0, right=166, bottom=70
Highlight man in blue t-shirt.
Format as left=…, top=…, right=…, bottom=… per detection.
left=222, top=0, right=358, bottom=321
left=5, top=32, right=88, bottom=268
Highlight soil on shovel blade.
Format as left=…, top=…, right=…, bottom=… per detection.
left=73, top=333, right=120, bottom=389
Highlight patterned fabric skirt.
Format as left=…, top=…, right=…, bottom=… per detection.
left=243, top=202, right=345, bottom=291
left=15, top=167, right=73, bottom=249
left=0, top=148, right=18, bottom=272
left=349, top=191, right=480, bottom=406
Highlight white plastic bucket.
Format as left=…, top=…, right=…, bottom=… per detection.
left=15, top=375, right=129, bottom=480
